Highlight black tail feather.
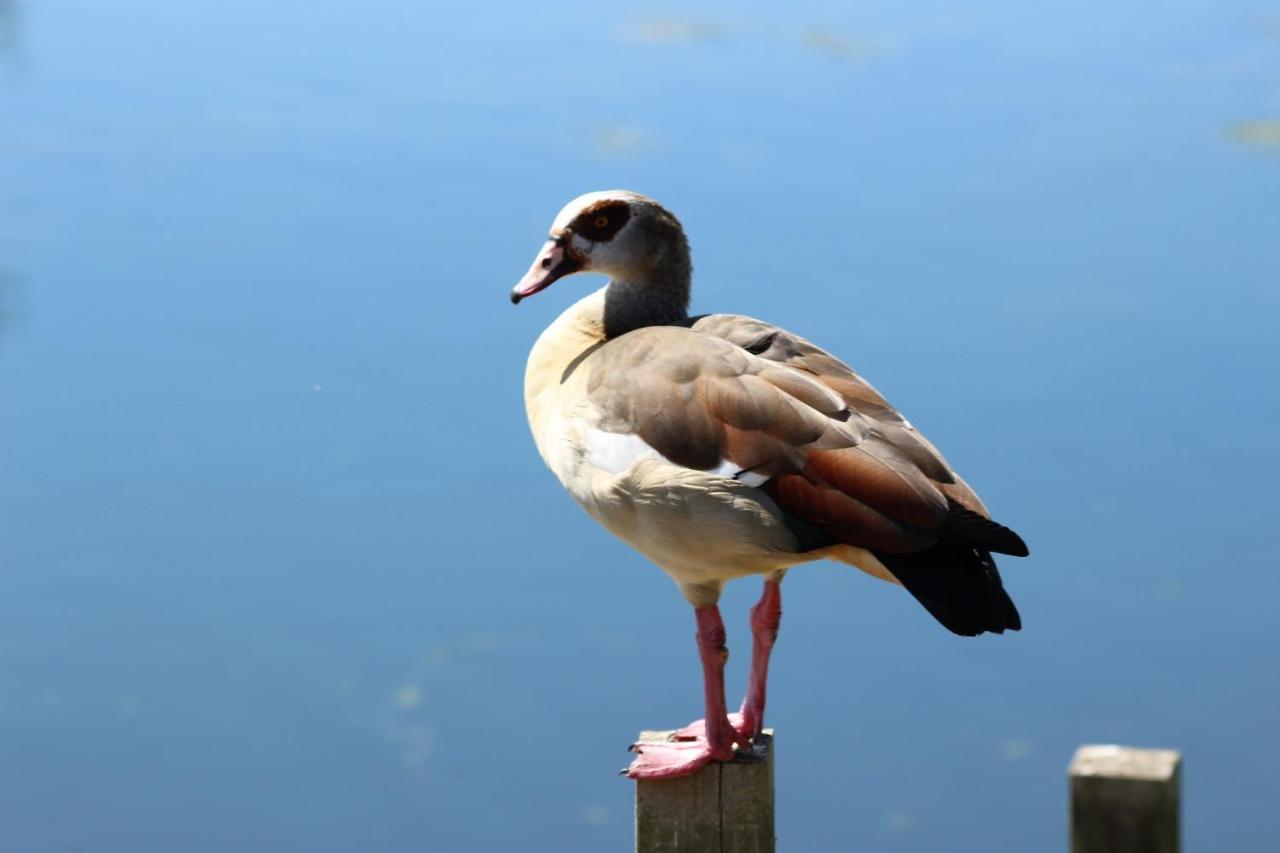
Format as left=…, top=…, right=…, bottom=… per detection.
left=943, top=503, right=1029, bottom=557
left=875, top=544, right=1021, bottom=636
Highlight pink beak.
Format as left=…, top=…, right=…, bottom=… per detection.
left=510, top=237, right=581, bottom=304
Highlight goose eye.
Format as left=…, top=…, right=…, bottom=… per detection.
left=594, top=215, right=609, bottom=229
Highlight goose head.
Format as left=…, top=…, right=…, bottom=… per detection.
left=510, top=190, right=689, bottom=305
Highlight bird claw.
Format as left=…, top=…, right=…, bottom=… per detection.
left=626, top=739, right=718, bottom=779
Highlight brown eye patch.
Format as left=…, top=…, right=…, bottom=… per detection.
left=572, top=201, right=630, bottom=242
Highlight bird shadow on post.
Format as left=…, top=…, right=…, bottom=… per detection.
left=633, top=730, right=775, bottom=853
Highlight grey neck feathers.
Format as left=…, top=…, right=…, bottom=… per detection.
left=602, top=235, right=692, bottom=339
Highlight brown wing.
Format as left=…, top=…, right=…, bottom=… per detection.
left=690, top=313, right=991, bottom=515
left=686, top=314, right=1029, bottom=636
left=582, top=325, right=955, bottom=555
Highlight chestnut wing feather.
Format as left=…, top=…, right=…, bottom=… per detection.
left=691, top=313, right=985, bottom=510
left=689, top=314, right=1029, bottom=636
left=689, top=313, right=1028, bottom=556
left=582, top=326, right=952, bottom=553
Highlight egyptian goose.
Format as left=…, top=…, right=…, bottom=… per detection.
left=511, top=190, right=1028, bottom=779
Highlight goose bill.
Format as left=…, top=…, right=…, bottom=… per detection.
left=511, top=238, right=580, bottom=304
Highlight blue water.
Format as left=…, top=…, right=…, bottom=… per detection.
left=2, top=1, right=1277, bottom=850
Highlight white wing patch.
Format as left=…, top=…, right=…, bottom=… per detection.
left=739, top=471, right=770, bottom=487
left=582, top=427, right=769, bottom=486
left=582, top=429, right=665, bottom=475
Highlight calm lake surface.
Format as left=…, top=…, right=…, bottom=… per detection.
left=2, top=1, right=1277, bottom=850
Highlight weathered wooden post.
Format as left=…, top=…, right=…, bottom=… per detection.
left=633, top=730, right=775, bottom=853
left=1069, top=744, right=1182, bottom=853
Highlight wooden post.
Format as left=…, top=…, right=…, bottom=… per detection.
left=1069, top=744, right=1182, bottom=853
left=633, top=730, right=775, bottom=853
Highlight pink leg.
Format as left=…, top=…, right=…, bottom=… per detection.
left=739, top=579, right=782, bottom=740
left=627, top=605, right=750, bottom=780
